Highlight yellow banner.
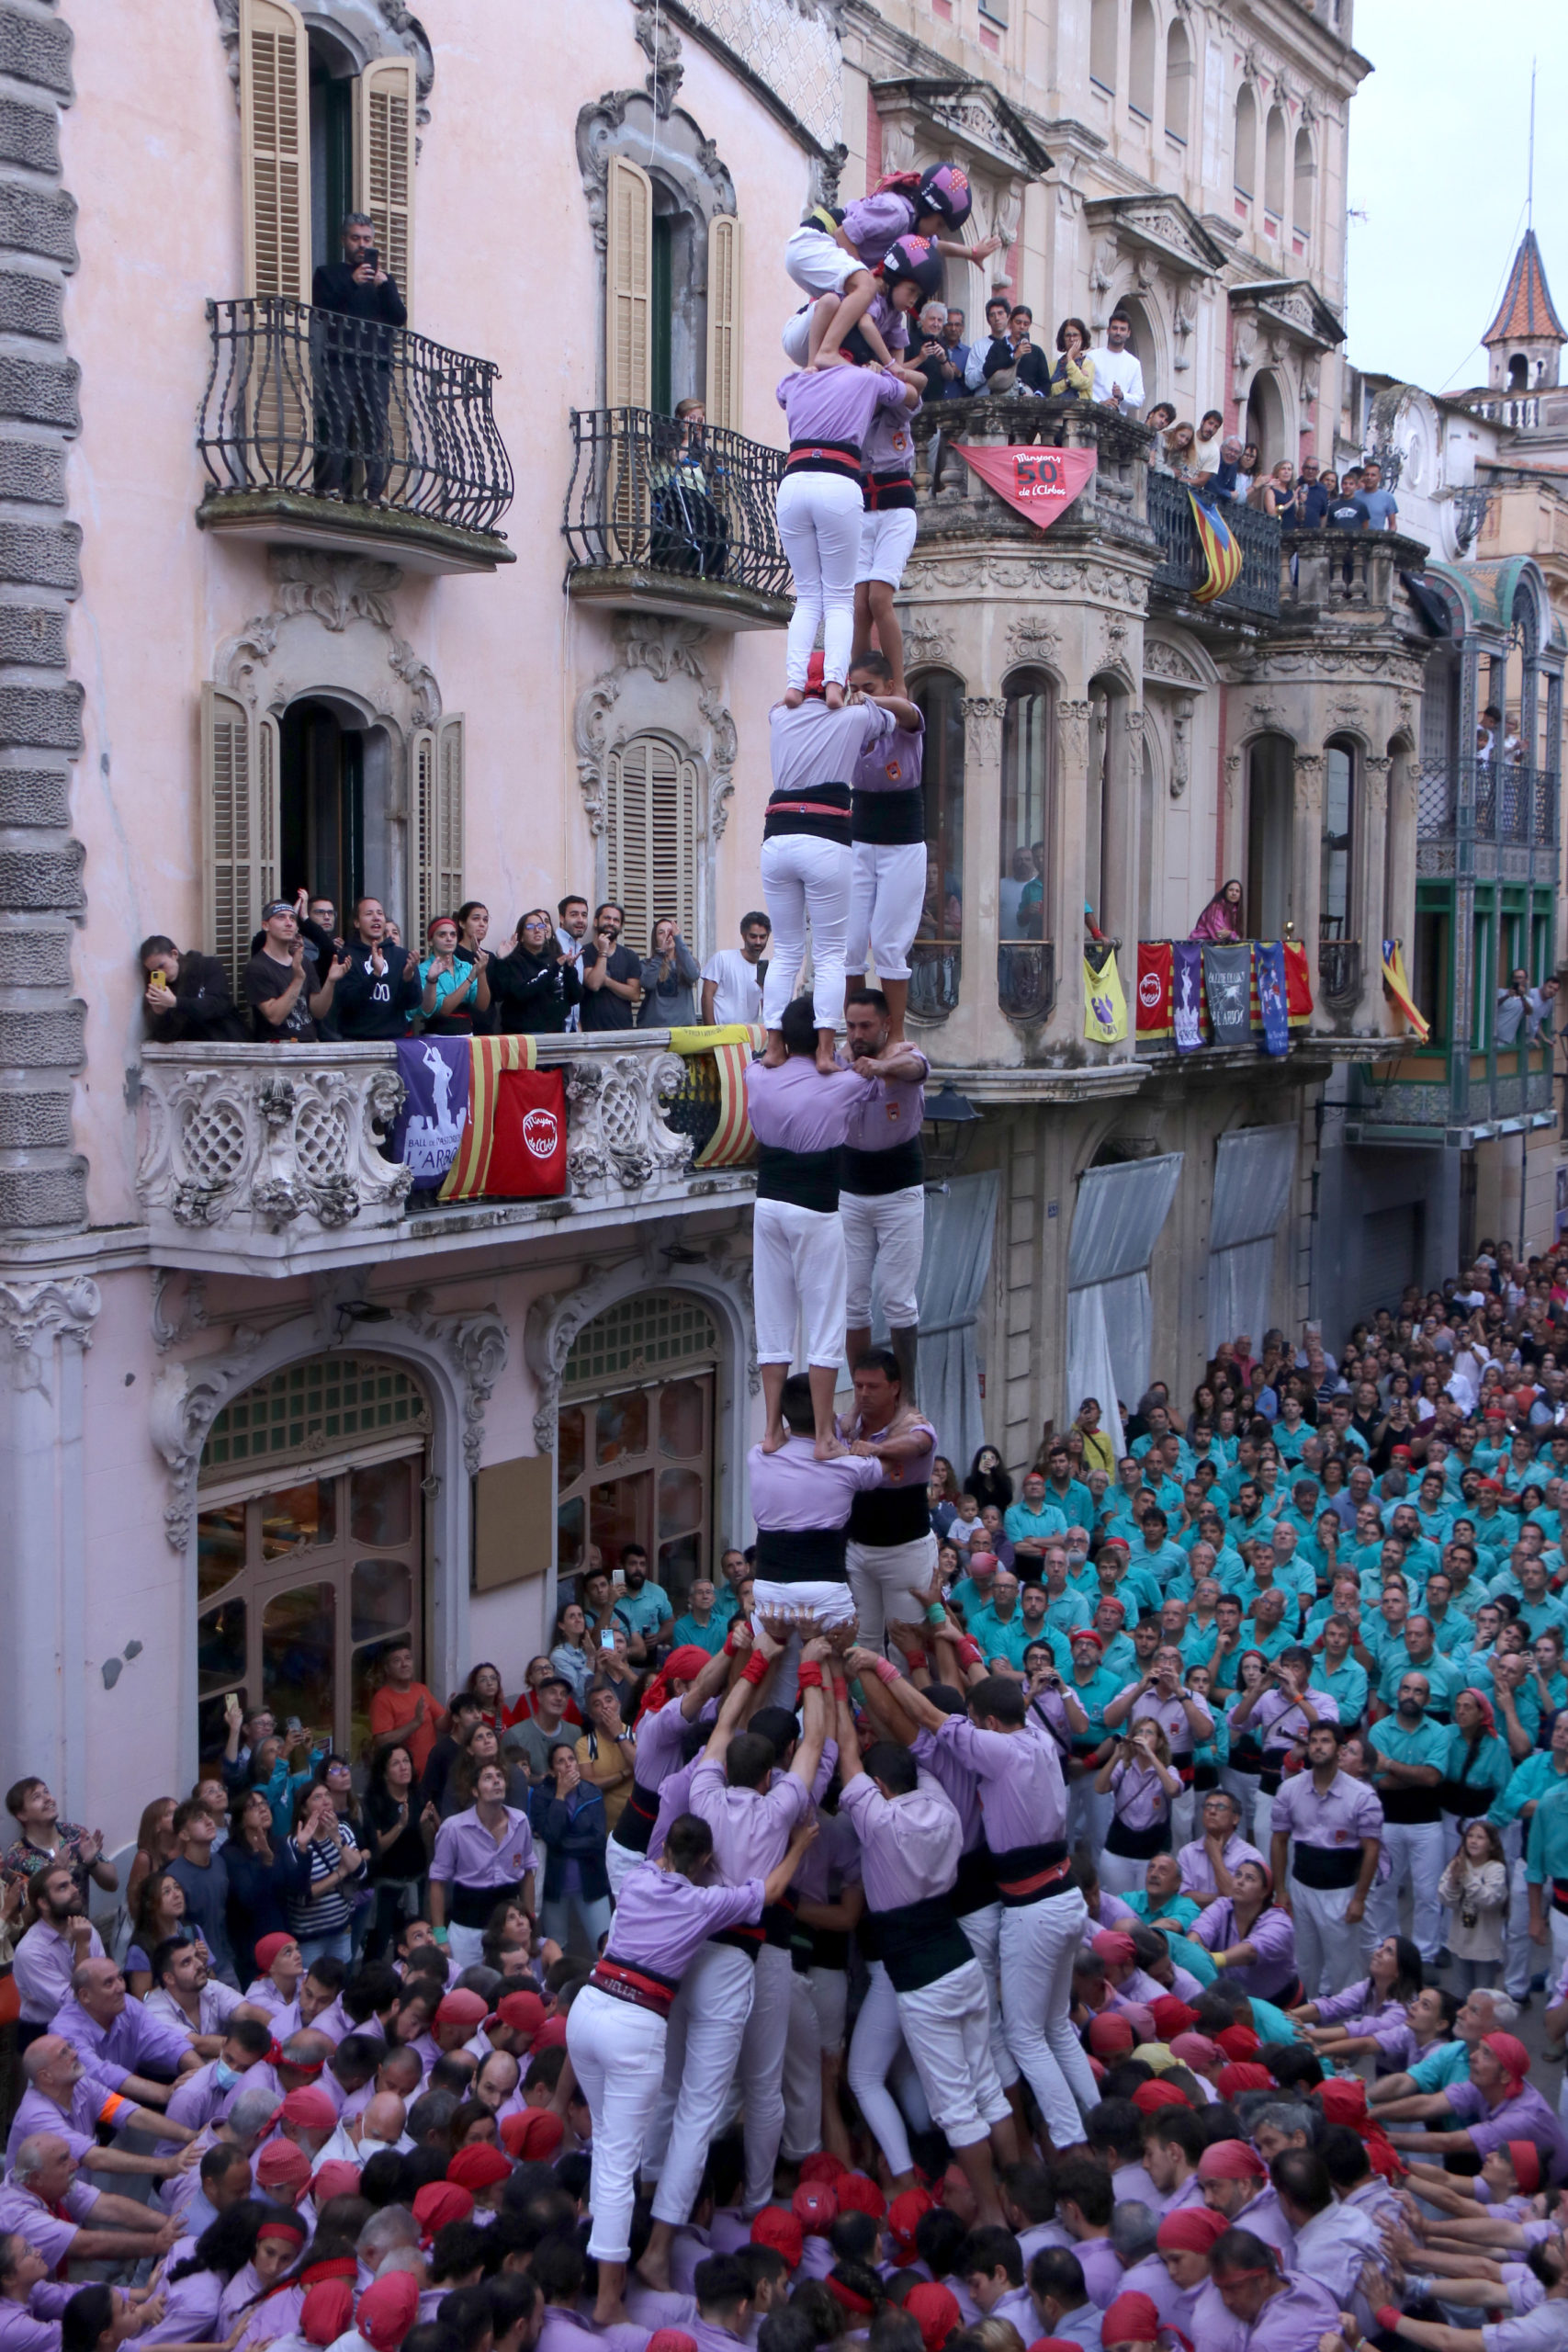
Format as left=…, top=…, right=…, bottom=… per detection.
left=668, top=1023, right=765, bottom=1056
left=1084, top=947, right=1128, bottom=1043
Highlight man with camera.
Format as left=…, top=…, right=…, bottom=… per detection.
left=311, top=210, right=408, bottom=503
left=581, top=901, right=644, bottom=1031
left=1101, top=1644, right=1214, bottom=1849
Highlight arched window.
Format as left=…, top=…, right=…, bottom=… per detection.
left=558, top=1291, right=720, bottom=1598
left=1247, top=733, right=1294, bottom=937
left=1321, top=741, right=1355, bottom=939
left=911, top=672, right=965, bottom=952
left=1233, top=83, right=1257, bottom=196
left=197, top=1354, right=432, bottom=1758
left=1509, top=354, right=1529, bottom=392
left=1164, top=17, right=1192, bottom=142
left=1128, top=0, right=1156, bottom=118
left=1264, top=106, right=1286, bottom=217
left=605, top=732, right=699, bottom=951
left=1292, top=128, right=1315, bottom=234
left=1000, top=670, right=1054, bottom=944
left=1090, top=0, right=1118, bottom=92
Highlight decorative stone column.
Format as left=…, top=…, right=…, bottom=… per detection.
left=1358, top=752, right=1393, bottom=1028
left=0, top=1275, right=98, bottom=1809
left=1047, top=697, right=1092, bottom=1049
left=1290, top=750, right=1325, bottom=1013
left=955, top=696, right=1004, bottom=1066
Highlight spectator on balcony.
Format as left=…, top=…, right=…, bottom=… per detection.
left=140, top=938, right=246, bottom=1044
left=912, top=303, right=959, bottom=402
left=1323, top=474, right=1366, bottom=531
left=979, top=304, right=1051, bottom=396
left=308, top=898, right=344, bottom=951
left=335, top=897, right=423, bottom=1040
left=638, top=919, right=700, bottom=1028
left=701, top=912, right=771, bottom=1028
left=416, top=915, right=488, bottom=1037
left=311, top=211, right=407, bottom=505
left=942, top=307, right=971, bottom=392
left=243, top=899, right=348, bottom=1045
left=1234, top=441, right=1259, bottom=497
left=1192, top=411, right=1226, bottom=477
left=453, top=902, right=499, bottom=1035
left=1156, top=421, right=1199, bottom=479
left=581, top=902, right=643, bottom=1030
left=1351, top=459, right=1398, bottom=531
left=1247, top=458, right=1295, bottom=517
left=1084, top=308, right=1145, bottom=412
left=1190, top=880, right=1246, bottom=944
left=557, top=896, right=590, bottom=1034
left=999, top=847, right=1036, bottom=938
left=1209, top=436, right=1245, bottom=499
left=1296, top=460, right=1326, bottom=526
left=487, top=910, right=582, bottom=1036
left=963, top=296, right=1012, bottom=390
left=1043, top=316, right=1094, bottom=402
left=1496, top=969, right=1552, bottom=1047
left=1145, top=401, right=1177, bottom=436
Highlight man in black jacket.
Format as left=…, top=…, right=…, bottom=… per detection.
left=333, top=896, right=423, bottom=1040
left=140, top=937, right=247, bottom=1043
left=311, top=211, right=408, bottom=503
left=982, top=304, right=1051, bottom=396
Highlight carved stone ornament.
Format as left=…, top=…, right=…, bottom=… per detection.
left=1058, top=698, right=1091, bottom=776
left=217, top=550, right=440, bottom=729
left=404, top=1290, right=509, bottom=1477
left=138, top=1053, right=412, bottom=1238
left=525, top=1238, right=755, bottom=1454
left=1170, top=695, right=1194, bottom=799
left=1005, top=616, right=1062, bottom=669
left=573, top=616, right=735, bottom=881
left=633, top=0, right=683, bottom=116
left=562, top=1051, right=691, bottom=1196
left=576, top=87, right=735, bottom=256
left=962, top=696, right=1005, bottom=765
left=0, top=1279, right=99, bottom=1386
left=898, top=611, right=955, bottom=672
left=209, top=1, right=434, bottom=123
left=1144, top=639, right=1208, bottom=687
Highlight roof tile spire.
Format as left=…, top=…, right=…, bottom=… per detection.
left=1483, top=228, right=1566, bottom=347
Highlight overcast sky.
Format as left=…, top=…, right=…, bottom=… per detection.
left=1344, top=3, right=1568, bottom=393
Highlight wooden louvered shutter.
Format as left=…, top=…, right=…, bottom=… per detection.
left=202, top=686, right=278, bottom=993
left=705, top=215, right=742, bottom=429
left=605, top=156, right=653, bottom=409
left=412, top=718, right=466, bottom=948
left=607, top=735, right=697, bottom=952
left=240, top=0, right=310, bottom=300
left=356, top=56, right=417, bottom=317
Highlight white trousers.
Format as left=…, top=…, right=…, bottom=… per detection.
left=847, top=1531, right=938, bottom=1655
left=847, top=1959, right=928, bottom=2178
left=999, top=1887, right=1100, bottom=2147
left=841, top=1182, right=925, bottom=1329
left=446, top=1925, right=487, bottom=1970
left=1505, top=1849, right=1535, bottom=1999
left=846, top=842, right=928, bottom=984
left=1290, top=1873, right=1364, bottom=2000
left=898, top=1958, right=1011, bottom=2149
left=1249, top=1791, right=1272, bottom=1855
left=1368, top=1820, right=1445, bottom=1961
left=856, top=507, right=919, bottom=588
left=1066, top=1775, right=1114, bottom=1856
left=1098, top=1849, right=1156, bottom=1898
left=753, top=1197, right=846, bottom=1371
left=604, top=1837, right=643, bottom=1899
left=566, top=1984, right=669, bottom=2262
left=959, top=1898, right=1019, bottom=2089
left=648, top=1940, right=755, bottom=2226
left=739, top=1943, right=795, bottom=2214
left=782, top=1968, right=824, bottom=2160
left=761, top=831, right=852, bottom=1033
left=776, top=471, right=864, bottom=688
left=784, top=226, right=860, bottom=303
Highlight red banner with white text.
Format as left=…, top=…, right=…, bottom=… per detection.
left=953, top=443, right=1097, bottom=529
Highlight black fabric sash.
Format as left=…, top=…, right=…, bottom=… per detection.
left=874, top=1892, right=974, bottom=1993
left=756, top=1142, right=841, bottom=1213
left=841, top=1136, right=924, bottom=1194
left=851, top=786, right=924, bottom=845
left=754, top=1523, right=849, bottom=1581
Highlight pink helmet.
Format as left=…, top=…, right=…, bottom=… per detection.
left=919, top=163, right=973, bottom=230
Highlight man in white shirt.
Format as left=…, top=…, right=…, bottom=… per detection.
left=1084, top=311, right=1145, bottom=412
left=700, top=912, right=771, bottom=1026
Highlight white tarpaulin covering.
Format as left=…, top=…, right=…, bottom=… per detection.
left=1066, top=1153, right=1184, bottom=1453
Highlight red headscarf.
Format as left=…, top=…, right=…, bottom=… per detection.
left=1217, top=2063, right=1274, bottom=2099
left=798, top=2154, right=848, bottom=2186
left=750, top=2208, right=805, bottom=2267
left=1508, top=2141, right=1543, bottom=2194
left=412, top=2181, right=474, bottom=2246
left=310, top=2162, right=364, bottom=2207
left=1133, top=2079, right=1190, bottom=2115
left=1483, top=2032, right=1531, bottom=2093
left=907, top=2285, right=962, bottom=2352
left=887, top=2187, right=934, bottom=2262
left=1315, top=2076, right=1404, bottom=2181
left=301, top=2281, right=355, bottom=2348
left=1150, top=1996, right=1199, bottom=2040
left=447, top=2144, right=512, bottom=2191
left=1092, top=1930, right=1137, bottom=1967
left=1156, top=2210, right=1226, bottom=2254
left=357, top=2275, right=419, bottom=2352
left=1102, top=2291, right=1163, bottom=2346
left=1088, top=2012, right=1135, bottom=2057
left=836, top=2174, right=887, bottom=2219
left=1196, top=2141, right=1266, bottom=2183
left=792, top=2184, right=838, bottom=2234
left=1168, top=2031, right=1222, bottom=2074
left=501, top=2109, right=564, bottom=2162
left=1213, top=2024, right=1260, bottom=2064
left=641, top=1645, right=716, bottom=1715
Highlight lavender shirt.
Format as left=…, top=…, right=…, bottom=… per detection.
left=1269, top=1766, right=1384, bottom=1855
left=1250, top=1686, right=1339, bottom=1753
left=0, top=2285, right=73, bottom=2352
left=777, top=365, right=911, bottom=457
left=141, top=2243, right=224, bottom=2345
left=427, top=1805, right=536, bottom=1890
left=0, top=2175, right=100, bottom=2269
left=1190, top=1894, right=1299, bottom=1996
left=1115, top=1683, right=1213, bottom=1760
left=935, top=1713, right=1068, bottom=1852
left=13, top=1920, right=106, bottom=2027
left=648, top=1758, right=701, bottom=1863
left=745, top=1057, right=875, bottom=1156
left=862, top=396, right=918, bottom=475
left=630, top=1700, right=695, bottom=1793
left=602, top=1859, right=765, bottom=1981
left=1446, top=2078, right=1568, bottom=2177
left=1175, top=1832, right=1266, bottom=1902
left=910, top=1725, right=985, bottom=1857
left=1109, top=1759, right=1171, bottom=1833
left=840, top=1051, right=930, bottom=1156
left=749, top=1433, right=885, bottom=1531
left=6, top=2072, right=128, bottom=2165
left=769, top=698, right=895, bottom=797
left=1238, top=2275, right=1342, bottom=2352
left=840, top=1771, right=962, bottom=1911
left=50, top=1994, right=195, bottom=2091
left=840, top=190, right=919, bottom=264
left=690, top=1756, right=811, bottom=1884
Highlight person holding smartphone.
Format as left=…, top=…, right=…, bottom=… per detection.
left=581, top=902, right=644, bottom=1031
left=311, top=211, right=407, bottom=503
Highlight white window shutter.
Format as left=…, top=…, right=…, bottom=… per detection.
left=705, top=214, right=742, bottom=430
left=605, top=155, right=653, bottom=409
left=356, top=56, right=417, bottom=317
left=437, top=715, right=465, bottom=917
left=412, top=717, right=465, bottom=949
left=606, top=734, right=697, bottom=952
left=240, top=0, right=310, bottom=300
left=202, top=685, right=279, bottom=993
left=411, top=726, right=437, bottom=951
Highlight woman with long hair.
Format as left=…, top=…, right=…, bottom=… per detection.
left=284, top=1781, right=367, bottom=1968
left=1095, top=1719, right=1180, bottom=1896
left=486, top=910, right=581, bottom=1036
left=479, top=1895, right=540, bottom=1979
left=965, top=1446, right=1013, bottom=1515
left=221, top=1787, right=310, bottom=1988
left=637, top=917, right=700, bottom=1028
left=549, top=1603, right=596, bottom=1708
left=529, top=1739, right=611, bottom=1955
left=363, top=1743, right=434, bottom=1958
left=1163, top=421, right=1199, bottom=479
left=124, top=1871, right=205, bottom=1998
left=928, top=1455, right=962, bottom=1538
left=149, top=2200, right=276, bottom=2345
left=464, top=1662, right=508, bottom=1730
left=124, top=1799, right=179, bottom=1924
left=1289, top=1931, right=1423, bottom=2041
left=1438, top=1819, right=1509, bottom=1996
left=229, top=2222, right=362, bottom=2351
left=1190, top=1858, right=1299, bottom=2004
left=1048, top=317, right=1093, bottom=401
left=1437, top=1688, right=1511, bottom=1846
left=1190, top=878, right=1244, bottom=943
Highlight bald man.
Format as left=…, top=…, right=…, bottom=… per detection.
left=51, top=1957, right=201, bottom=2101
left=6, top=2034, right=195, bottom=2176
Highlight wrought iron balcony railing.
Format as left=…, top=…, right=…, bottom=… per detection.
left=998, top=940, right=1056, bottom=1024
left=908, top=941, right=962, bottom=1022
left=1416, top=755, right=1558, bottom=848
left=198, top=299, right=513, bottom=541
left=563, top=409, right=792, bottom=616
left=1147, top=470, right=1280, bottom=619
left=1318, top=937, right=1361, bottom=1008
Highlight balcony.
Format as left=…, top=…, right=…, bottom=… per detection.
left=1132, top=938, right=1332, bottom=1068
left=563, top=409, right=792, bottom=630
left=197, top=300, right=515, bottom=576
left=1348, top=1040, right=1557, bottom=1147
left=908, top=396, right=1155, bottom=553
left=908, top=941, right=963, bottom=1023
left=1416, top=755, right=1558, bottom=884
left=1147, top=470, right=1280, bottom=622
left=136, top=1034, right=755, bottom=1278
left=1278, top=526, right=1431, bottom=624
left=1317, top=937, right=1362, bottom=1016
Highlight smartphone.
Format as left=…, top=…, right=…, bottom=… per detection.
left=365, top=247, right=379, bottom=275
left=286, top=1715, right=302, bottom=1735
left=599, top=1629, right=615, bottom=1651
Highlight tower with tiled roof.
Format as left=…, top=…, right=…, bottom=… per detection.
left=1483, top=228, right=1566, bottom=391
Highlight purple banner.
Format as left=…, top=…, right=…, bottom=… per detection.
left=1173, top=942, right=1204, bottom=1053
left=389, top=1035, right=469, bottom=1190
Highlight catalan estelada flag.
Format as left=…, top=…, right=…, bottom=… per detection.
left=438, top=1035, right=553, bottom=1201
left=1187, top=488, right=1244, bottom=605
left=1382, top=939, right=1431, bottom=1043
left=669, top=1025, right=764, bottom=1169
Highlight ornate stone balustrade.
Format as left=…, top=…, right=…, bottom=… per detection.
left=136, top=1035, right=749, bottom=1276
